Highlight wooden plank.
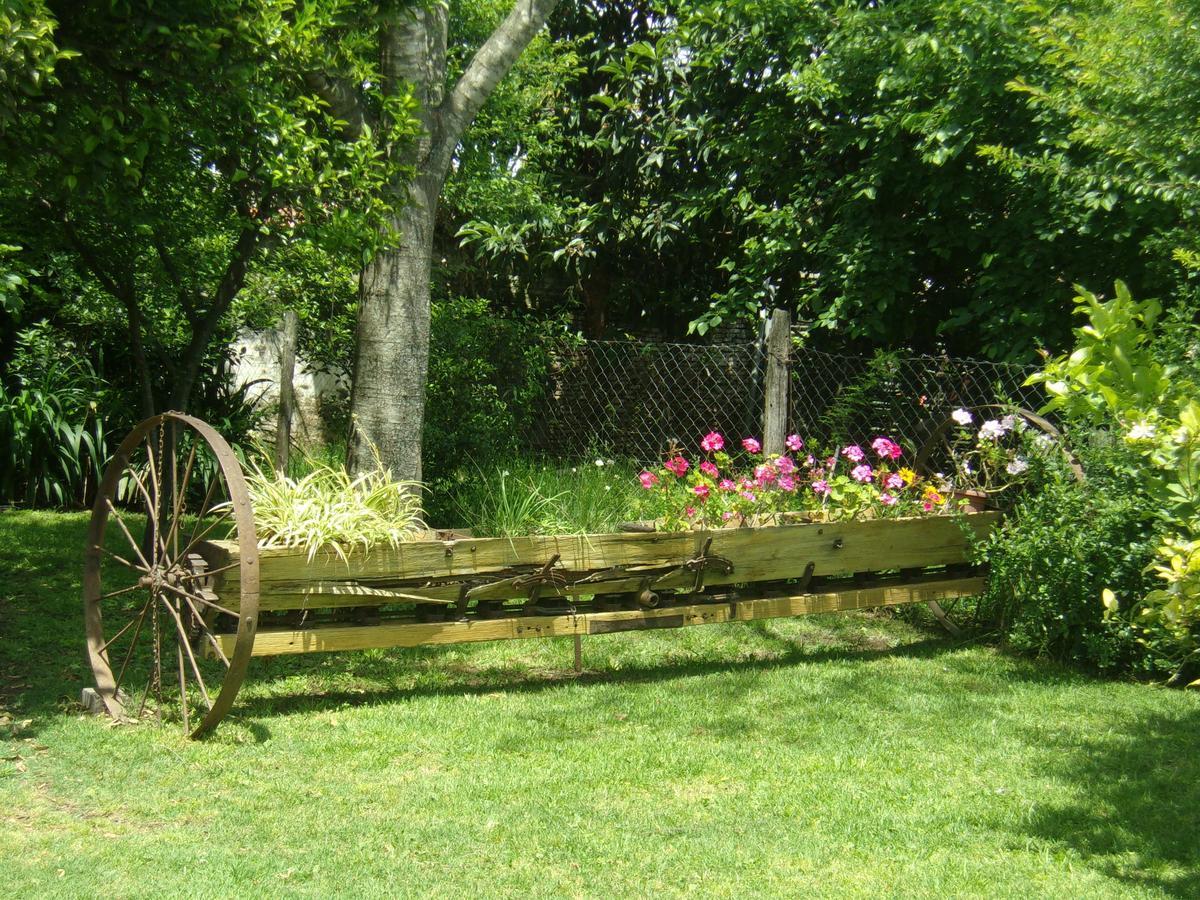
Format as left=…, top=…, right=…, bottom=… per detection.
left=219, top=575, right=984, bottom=657
left=732, top=576, right=986, bottom=621
left=205, top=514, right=999, bottom=613
left=222, top=601, right=731, bottom=657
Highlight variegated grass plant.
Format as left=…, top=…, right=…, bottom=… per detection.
left=245, top=454, right=424, bottom=561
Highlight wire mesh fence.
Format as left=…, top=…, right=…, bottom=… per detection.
left=527, top=336, right=1040, bottom=463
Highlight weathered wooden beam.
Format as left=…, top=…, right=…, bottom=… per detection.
left=218, top=574, right=985, bottom=657
left=204, top=514, right=998, bottom=615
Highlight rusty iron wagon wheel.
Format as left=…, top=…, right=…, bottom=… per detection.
left=83, top=411, right=259, bottom=738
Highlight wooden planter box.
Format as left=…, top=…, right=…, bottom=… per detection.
left=200, top=512, right=999, bottom=658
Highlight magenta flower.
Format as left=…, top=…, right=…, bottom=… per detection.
left=812, top=479, right=831, bottom=496
left=742, top=437, right=762, bottom=454
left=884, top=472, right=904, bottom=490
left=778, top=474, right=797, bottom=492
left=740, top=491, right=756, bottom=502
left=851, top=464, right=874, bottom=483
left=842, top=445, right=865, bottom=463
left=685, top=506, right=697, bottom=518
left=880, top=492, right=898, bottom=506
left=776, top=456, right=796, bottom=475
left=754, top=463, right=777, bottom=484
left=805, top=455, right=816, bottom=468
left=785, top=434, right=804, bottom=452
left=721, top=511, right=735, bottom=521
left=638, top=471, right=659, bottom=489
left=718, top=478, right=736, bottom=492
left=700, top=431, right=725, bottom=453
left=871, top=437, right=903, bottom=460
left=699, top=460, right=719, bottom=478
left=693, top=483, right=710, bottom=500
left=664, top=456, right=689, bottom=477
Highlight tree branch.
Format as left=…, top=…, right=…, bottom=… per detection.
left=303, top=71, right=368, bottom=141
left=435, top=0, right=560, bottom=170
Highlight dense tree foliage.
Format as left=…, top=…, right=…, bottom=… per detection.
left=2, top=0, right=1198, bottom=493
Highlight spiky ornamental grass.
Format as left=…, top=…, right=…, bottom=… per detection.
left=245, top=459, right=424, bottom=561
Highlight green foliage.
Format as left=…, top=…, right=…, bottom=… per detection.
left=1031, top=282, right=1200, bottom=682
left=980, top=440, right=1161, bottom=673
left=0, top=321, right=108, bottom=506
left=245, top=451, right=424, bottom=562
left=433, top=457, right=644, bottom=535
left=0, top=0, right=418, bottom=414
left=422, top=297, right=562, bottom=483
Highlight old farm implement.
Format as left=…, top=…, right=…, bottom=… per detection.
left=84, top=413, right=998, bottom=738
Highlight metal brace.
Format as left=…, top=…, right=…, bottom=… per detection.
left=518, top=553, right=565, bottom=610
left=680, top=537, right=735, bottom=594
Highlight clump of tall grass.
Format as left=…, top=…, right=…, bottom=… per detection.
left=442, top=457, right=647, bottom=537
left=245, top=454, right=424, bottom=561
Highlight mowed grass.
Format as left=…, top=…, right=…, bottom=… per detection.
left=1, top=511, right=1198, bottom=898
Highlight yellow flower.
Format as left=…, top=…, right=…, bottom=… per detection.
left=898, top=467, right=917, bottom=486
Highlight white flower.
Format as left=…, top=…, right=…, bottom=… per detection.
left=1034, top=433, right=1056, bottom=450
left=1126, top=422, right=1157, bottom=442
left=1006, top=457, right=1029, bottom=476
left=594, top=458, right=605, bottom=467
left=1001, top=414, right=1022, bottom=432
left=978, top=419, right=1008, bottom=441
left=606, top=459, right=615, bottom=467
left=951, top=408, right=973, bottom=426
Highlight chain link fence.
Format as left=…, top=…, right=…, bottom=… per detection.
left=528, top=336, right=1040, bottom=463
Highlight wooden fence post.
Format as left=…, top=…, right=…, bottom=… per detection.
left=275, top=310, right=299, bottom=475
left=762, top=308, right=791, bottom=456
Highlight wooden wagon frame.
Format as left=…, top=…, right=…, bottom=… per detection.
left=83, top=413, right=1000, bottom=738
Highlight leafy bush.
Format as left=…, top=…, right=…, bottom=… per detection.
left=422, top=297, right=560, bottom=484
left=1030, top=281, right=1200, bottom=683
left=979, top=440, right=1161, bottom=674
left=0, top=322, right=108, bottom=507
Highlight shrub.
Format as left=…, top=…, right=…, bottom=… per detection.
left=0, top=322, right=109, bottom=507
left=422, top=297, right=561, bottom=483
left=979, top=440, right=1161, bottom=674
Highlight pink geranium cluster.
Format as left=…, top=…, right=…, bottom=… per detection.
left=638, top=431, right=953, bottom=529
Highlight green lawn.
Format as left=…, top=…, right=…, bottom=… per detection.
left=2, top=510, right=1198, bottom=898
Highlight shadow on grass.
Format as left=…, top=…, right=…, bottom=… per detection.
left=1020, top=708, right=1200, bottom=898
left=232, top=630, right=1018, bottom=721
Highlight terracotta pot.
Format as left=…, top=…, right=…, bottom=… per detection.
left=948, top=489, right=990, bottom=513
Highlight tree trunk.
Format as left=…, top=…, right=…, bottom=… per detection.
left=349, top=174, right=441, bottom=481
left=346, top=0, right=561, bottom=481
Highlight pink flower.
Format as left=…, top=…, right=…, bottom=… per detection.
left=754, top=463, right=777, bottom=484
left=664, top=456, right=689, bottom=477
left=871, top=437, right=903, bottom=460
left=638, top=471, right=659, bottom=489
left=742, top=437, right=762, bottom=454
left=812, top=479, right=831, bottom=496
left=922, top=500, right=934, bottom=511
left=851, top=464, right=874, bottom=483
left=805, top=455, right=816, bottom=468
left=693, top=483, right=710, bottom=500
left=699, top=460, right=719, bottom=478
left=785, top=434, right=804, bottom=452
left=778, top=474, right=797, bottom=492
left=700, top=431, right=725, bottom=453
left=721, top=511, right=735, bottom=521
left=842, top=445, right=865, bottom=463
left=685, top=506, right=697, bottom=518
left=884, top=472, right=904, bottom=490
left=718, top=478, right=736, bottom=492
left=776, top=456, right=796, bottom=475
left=880, top=492, right=898, bottom=506
left=740, top=491, right=756, bottom=502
